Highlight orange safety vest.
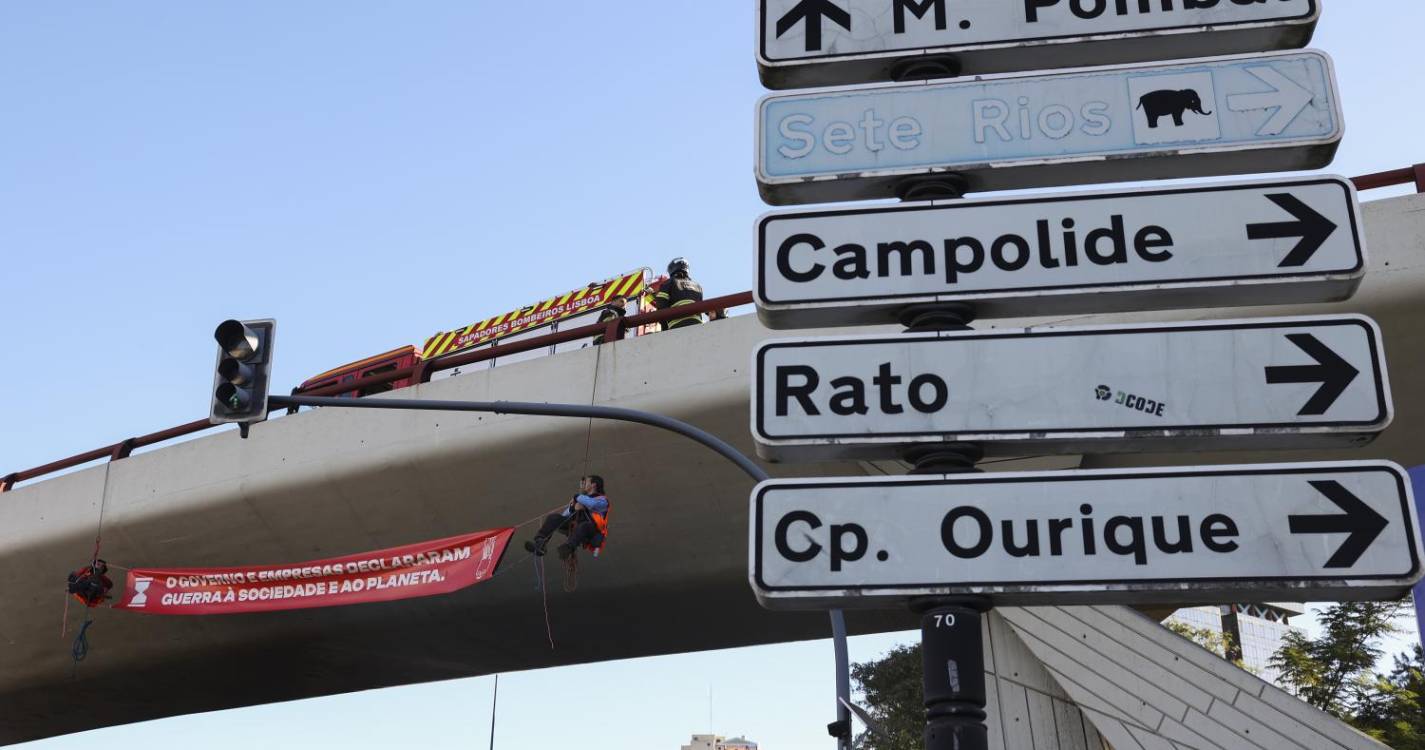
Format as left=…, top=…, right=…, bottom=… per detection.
left=582, top=498, right=610, bottom=556
left=68, top=566, right=112, bottom=608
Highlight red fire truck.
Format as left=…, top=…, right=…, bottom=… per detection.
left=298, top=268, right=663, bottom=399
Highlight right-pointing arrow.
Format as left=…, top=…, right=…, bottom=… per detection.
left=1247, top=193, right=1338, bottom=268
left=1289, top=480, right=1389, bottom=568
left=1227, top=66, right=1315, bottom=136
left=1265, top=333, right=1360, bottom=416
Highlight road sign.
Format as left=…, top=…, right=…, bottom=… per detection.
left=756, top=50, right=1342, bottom=205
left=752, top=315, right=1391, bottom=461
left=756, top=176, right=1364, bottom=328
left=750, top=462, right=1425, bottom=609
left=758, top=0, right=1319, bottom=89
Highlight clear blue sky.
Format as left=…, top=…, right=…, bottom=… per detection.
left=2, top=3, right=1422, bottom=748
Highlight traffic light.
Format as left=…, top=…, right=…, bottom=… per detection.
left=210, top=319, right=276, bottom=435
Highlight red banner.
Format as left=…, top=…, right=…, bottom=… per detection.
left=113, top=528, right=513, bottom=615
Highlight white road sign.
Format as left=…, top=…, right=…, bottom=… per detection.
left=756, top=176, right=1365, bottom=328
left=753, top=315, right=1391, bottom=461
left=750, top=462, right=1425, bottom=609
left=759, top=0, right=1319, bottom=88
left=757, top=50, right=1342, bottom=205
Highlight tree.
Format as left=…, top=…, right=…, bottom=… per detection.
left=1269, top=600, right=1406, bottom=718
left=850, top=643, right=923, bottom=750
left=1352, top=645, right=1425, bottom=749
left=1165, top=619, right=1244, bottom=669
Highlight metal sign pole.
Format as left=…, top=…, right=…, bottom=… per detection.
left=916, top=599, right=989, bottom=750
left=885, top=174, right=992, bottom=749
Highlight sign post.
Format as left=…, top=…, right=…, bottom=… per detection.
left=747, top=6, right=1386, bottom=748
left=758, top=0, right=1319, bottom=88
left=757, top=50, right=1343, bottom=204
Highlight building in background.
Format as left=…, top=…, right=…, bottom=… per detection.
left=680, top=734, right=758, bottom=750
left=1166, top=603, right=1306, bottom=687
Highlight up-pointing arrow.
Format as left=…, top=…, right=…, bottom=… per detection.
left=1264, top=333, right=1360, bottom=416
left=1227, top=66, right=1316, bottom=136
left=1289, top=481, right=1389, bottom=569
left=1247, top=193, right=1338, bottom=268
left=776, top=0, right=852, bottom=53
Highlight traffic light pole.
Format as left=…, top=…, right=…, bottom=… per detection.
left=268, top=394, right=855, bottom=750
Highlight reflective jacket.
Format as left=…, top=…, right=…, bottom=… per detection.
left=571, top=494, right=610, bottom=554
left=653, top=276, right=704, bottom=329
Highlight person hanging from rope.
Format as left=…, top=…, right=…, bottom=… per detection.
left=653, top=257, right=704, bottom=331
left=524, top=475, right=610, bottom=561
left=66, top=559, right=113, bottom=608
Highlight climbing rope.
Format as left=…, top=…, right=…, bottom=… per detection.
left=533, top=556, right=556, bottom=650
left=90, top=463, right=113, bottom=569
left=580, top=341, right=603, bottom=477
left=562, top=553, right=579, bottom=593
left=64, top=464, right=114, bottom=670
left=71, top=618, right=94, bottom=663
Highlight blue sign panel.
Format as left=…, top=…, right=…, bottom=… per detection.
left=757, top=50, right=1342, bottom=205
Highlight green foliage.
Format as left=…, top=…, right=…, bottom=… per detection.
left=1165, top=619, right=1246, bottom=669
left=1269, top=600, right=1404, bottom=717
left=849, top=643, right=923, bottom=750
left=1352, top=645, right=1425, bottom=749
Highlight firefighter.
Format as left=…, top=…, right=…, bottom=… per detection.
left=653, top=258, right=704, bottom=331
left=590, top=295, right=629, bottom=346
left=67, top=559, right=113, bottom=608
left=525, top=475, right=610, bottom=561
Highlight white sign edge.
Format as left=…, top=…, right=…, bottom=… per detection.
left=754, top=48, right=1345, bottom=185
left=747, top=459, right=1425, bottom=609
left=752, top=174, right=1367, bottom=325
left=752, top=0, right=1321, bottom=70
left=748, top=313, right=1395, bottom=455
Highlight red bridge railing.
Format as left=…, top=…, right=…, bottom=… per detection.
left=1, top=292, right=750, bottom=492
left=6, top=164, right=1425, bottom=493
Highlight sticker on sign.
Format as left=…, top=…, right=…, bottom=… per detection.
left=753, top=315, right=1391, bottom=461
left=756, top=50, right=1342, bottom=204
left=750, top=462, right=1425, bottom=609
left=758, top=0, right=1319, bottom=88
left=756, top=176, right=1365, bottom=327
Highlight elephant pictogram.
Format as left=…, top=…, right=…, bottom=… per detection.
left=1136, top=88, right=1214, bottom=129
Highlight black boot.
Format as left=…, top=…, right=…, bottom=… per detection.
left=557, top=543, right=574, bottom=561
left=524, top=536, right=549, bottom=556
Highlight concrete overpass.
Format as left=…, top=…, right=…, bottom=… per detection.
left=3, top=191, right=1423, bottom=746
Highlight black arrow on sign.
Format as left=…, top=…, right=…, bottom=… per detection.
left=1246, top=193, right=1339, bottom=268
left=1264, top=333, right=1359, bottom=416
left=776, top=0, right=852, bottom=53
left=1289, top=480, right=1389, bottom=568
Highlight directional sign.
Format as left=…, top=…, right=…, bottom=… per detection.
left=756, top=176, right=1365, bottom=328
left=752, top=315, right=1391, bottom=461
left=759, top=0, right=1319, bottom=88
left=756, top=50, right=1342, bottom=205
left=750, top=462, right=1425, bottom=609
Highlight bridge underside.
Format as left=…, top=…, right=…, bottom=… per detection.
left=2, top=194, right=1421, bottom=746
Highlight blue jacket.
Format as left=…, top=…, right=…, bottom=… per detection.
left=565, top=493, right=608, bottom=517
